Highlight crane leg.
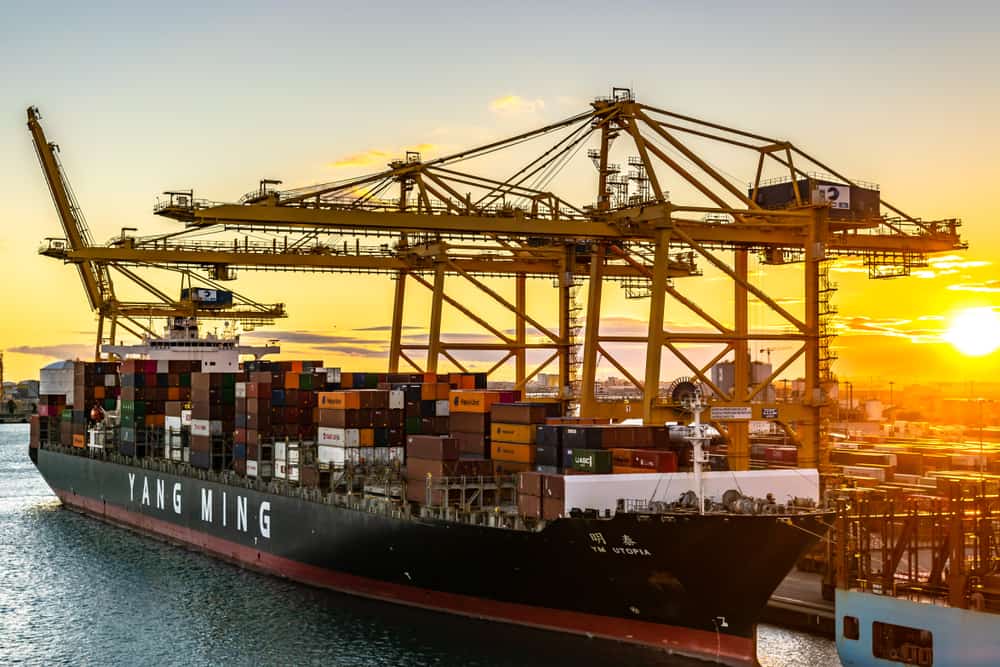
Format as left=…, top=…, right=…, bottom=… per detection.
left=95, top=314, right=105, bottom=361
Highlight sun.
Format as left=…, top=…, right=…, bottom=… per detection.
left=944, top=308, right=1000, bottom=356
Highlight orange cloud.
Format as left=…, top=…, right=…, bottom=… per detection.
left=948, top=280, right=1000, bottom=293
left=330, top=143, right=438, bottom=169
left=489, top=95, right=545, bottom=114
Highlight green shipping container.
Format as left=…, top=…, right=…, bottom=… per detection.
left=179, top=373, right=191, bottom=388
left=405, top=415, right=422, bottom=434
left=299, top=373, right=314, bottom=390
left=570, top=449, right=612, bottom=474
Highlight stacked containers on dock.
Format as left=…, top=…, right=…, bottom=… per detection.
left=164, top=400, right=192, bottom=463
left=316, top=389, right=404, bottom=470
left=190, top=371, right=236, bottom=470
left=489, top=402, right=561, bottom=475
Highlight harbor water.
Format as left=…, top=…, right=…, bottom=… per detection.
left=0, top=425, right=840, bottom=666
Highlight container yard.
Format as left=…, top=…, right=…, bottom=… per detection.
left=18, top=75, right=995, bottom=667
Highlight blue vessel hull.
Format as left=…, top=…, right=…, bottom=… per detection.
left=836, top=589, right=1000, bottom=666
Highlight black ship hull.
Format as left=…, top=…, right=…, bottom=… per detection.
left=35, top=448, right=827, bottom=666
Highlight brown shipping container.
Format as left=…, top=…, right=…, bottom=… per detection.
left=490, top=403, right=555, bottom=425
left=452, top=431, right=488, bottom=456
left=543, top=474, right=565, bottom=499
left=449, top=412, right=490, bottom=433
left=405, top=457, right=461, bottom=480
left=406, top=435, right=460, bottom=461
left=493, top=460, right=531, bottom=475
left=542, top=496, right=564, bottom=520
left=490, top=422, right=535, bottom=444
left=518, top=471, right=544, bottom=497
left=518, top=493, right=542, bottom=519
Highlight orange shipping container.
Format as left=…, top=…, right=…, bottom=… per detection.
left=167, top=387, right=181, bottom=401
left=360, top=428, right=375, bottom=446
left=284, top=372, right=300, bottom=389
left=491, top=442, right=535, bottom=464
left=491, top=422, right=535, bottom=444
left=317, top=391, right=360, bottom=410
left=435, top=383, right=451, bottom=400
left=420, top=383, right=437, bottom=401
left=450, top=390, right=501, bottom=414
left=613, top=466, right=651, bottom=474
left=341, top=372, right=353, bottom=388
left=460, top=375, right=475, bottom=389
left=72, top=434, right=86, bottom=448
left=423, top=372, right=437, bottom=384
left=291, top=360, right=304, bottom=373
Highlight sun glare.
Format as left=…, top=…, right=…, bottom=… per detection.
left=944, top=308, right=1000, bottom=356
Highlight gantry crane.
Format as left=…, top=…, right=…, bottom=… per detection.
left=36, top=90, right=964, bottom=470
left=27, top=107, right=287, bottom=359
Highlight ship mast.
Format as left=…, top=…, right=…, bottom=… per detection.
left=685, top=390, right=711, bottom=515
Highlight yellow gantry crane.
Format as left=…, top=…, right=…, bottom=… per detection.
left=35, top=89, right=965, bottom=469
left=27, top=107, right=287, bottom=358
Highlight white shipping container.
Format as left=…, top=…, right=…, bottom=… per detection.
left=208, top=420, right=223, bottom=436
left=170, top=448, right=182, bottom=462
left=435, top=400, right=450, bottom=417
left=318, top=445, right=346, bottom=466
left=317, top=427, right=340, bottom=445
left=104, top=374, right=117, bottom=387
left=288, top=464, right=300, bottom=482
left=247, top=460, right=259, bottom=477
left=324, top=367, right=342, bottom=384
left=288, top=446, right=300, bottom=464
left=156, top=360, right=169, bottom=374
left=389, top=446, right=405, bottom=463
left=372, top=447, right=390, bottom=464
left=389, top=390, right=405, bottom=410
left=258, top=462, right=273, bottom=478
left=182, top=447, right=190, bottom=463
left=165, top=416, right=183, bottom=432
left=191, top=419, right=210, bottom=437
left=275, top=460, right=287, bottom=479
left=181, top=410, right=193, bottom=426
left=235, top=382, right=247, bottom=398
left=275, top=441, right=286, bottom=462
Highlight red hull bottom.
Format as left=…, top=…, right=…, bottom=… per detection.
left=55, top=490, right=758, bottom=666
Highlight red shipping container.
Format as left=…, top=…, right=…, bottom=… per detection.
left=518, top=493, right=542, bottom=519
left=542, top=496, right=564, bottom=520
left=518, top=471, right=544, bottom=497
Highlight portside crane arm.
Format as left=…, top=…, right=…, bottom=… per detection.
left=27, top=106, right=111, bottom=310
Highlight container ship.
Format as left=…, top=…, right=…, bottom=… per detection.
left=25, top=320, right=831, bottom=666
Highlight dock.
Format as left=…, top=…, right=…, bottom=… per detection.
left=762, top=570, right=835, bottom=637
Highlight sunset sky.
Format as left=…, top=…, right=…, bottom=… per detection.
left=2, top=2, right=998, bottom=388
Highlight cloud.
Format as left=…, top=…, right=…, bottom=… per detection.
left=948, top=280, right=1000, bottom=293
left=489, top=95, right=545, bottom=114
left=330, top=149, right=391, bottom=169
left=927, top=255, right=990, bottom=270
left=243, top=330, right=374, bottom=345
left=8, top=344, right=92, bottom=360
left=353, top=325, right=422, bottom=332
left=833, top=316, right=944, bottom=344
left=329, top=143, right=438, bottom=169
left=833, top=255, right=990, bottom=280
left=314, top=344, right=387, bottom=359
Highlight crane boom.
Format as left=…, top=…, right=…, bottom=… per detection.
left=27, top=106, right=112, bottom=310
